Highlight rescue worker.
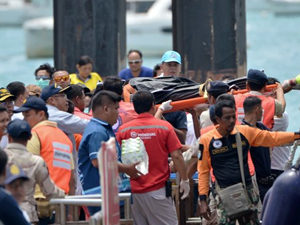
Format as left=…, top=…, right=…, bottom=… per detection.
left=15, top=97, right=74, bottom=224
left=234, top=69, right=285, bottom=129
left=242, top=96, right=274, bottom=202
left=4, top=119, right=65, bottom=224
left=198, top=97, right=300, bottom=225
left=117, top=90, right=190, bottom=224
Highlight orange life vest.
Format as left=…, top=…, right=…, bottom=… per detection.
left=235, top=93, right=275, bottom=129
left=32, top=125, right=73, bottom=193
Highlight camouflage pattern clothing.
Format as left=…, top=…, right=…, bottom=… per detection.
left=215, top=186, right=260, bottom=225
left=4, top=143, right=65, bottom=223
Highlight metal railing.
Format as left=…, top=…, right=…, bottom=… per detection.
left=49, top=193, right=132, bottom=225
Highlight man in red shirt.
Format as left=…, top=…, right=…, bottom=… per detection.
left=66, top=84, right=92, bottom=120
left=117, top=90, right=189, bottom=225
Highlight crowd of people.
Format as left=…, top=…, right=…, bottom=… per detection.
left=0, top=49, right=299, bottom=225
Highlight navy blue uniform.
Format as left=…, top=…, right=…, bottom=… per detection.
left=0, top=186, right=29, bottom=225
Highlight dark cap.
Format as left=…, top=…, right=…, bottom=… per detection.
left=14, top=96, right=47, bottom=113
left=4, top=164, right=29, bottom=185
left=75, top=84, right=90, bottom=94
left=41, top=84, right=71, bottom=102
left=0, top=88, right=15, bottom=102
left=7, top=119, right=32, bottom=139
left=207, top=81, right=229, bottom=94
left=247, top=69, right=268, bottom=84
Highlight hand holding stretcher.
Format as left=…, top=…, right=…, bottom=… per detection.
left=156, top=84, right=278, bottom=113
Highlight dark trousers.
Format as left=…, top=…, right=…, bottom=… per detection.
left=258, top=184, right=272, bottom=203
left=38, top=214, right=55, bottom=225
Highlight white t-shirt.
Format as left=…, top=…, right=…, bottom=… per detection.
left=185, top=113, right=197, bottom=146
left=271, top=111, right=290, bottom=171
left=0, top=135, right=8, bottom=149
left=200, top=109, right=213, bottom=129
left=11, top=106, right=24, bottom=120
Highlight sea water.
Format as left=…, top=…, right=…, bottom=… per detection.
left=0, top=10, right=300, bottom=134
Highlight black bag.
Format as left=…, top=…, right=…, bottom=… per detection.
left=129, top=76, right=200, bottom=104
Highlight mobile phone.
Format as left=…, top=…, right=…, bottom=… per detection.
left=165, top=179, right=172, bottom=197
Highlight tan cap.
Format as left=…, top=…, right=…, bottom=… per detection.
left=26, top=84, right=42, bottom=97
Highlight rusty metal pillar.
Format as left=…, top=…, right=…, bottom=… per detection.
left=172, top=0, right=247, bottom=83
left=54, top=0, right=126, bottom=76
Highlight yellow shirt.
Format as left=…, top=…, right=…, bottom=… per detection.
left=69, top=72, right=102, bottom=91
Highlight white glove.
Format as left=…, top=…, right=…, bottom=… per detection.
left=159, top=100, right=172, bottom=111
left=179, top=179, right=190, bottom=200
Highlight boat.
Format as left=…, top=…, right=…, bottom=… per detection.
left=0, top=0, right=52, bottom=26
left=24, top=0, right=172, bottom=58
left=268, top=0, right=300, bottom=15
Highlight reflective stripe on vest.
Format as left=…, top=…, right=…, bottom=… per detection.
left=33, top=124, right=72, bottom=193
left=235, top=93, right=275, bottom=129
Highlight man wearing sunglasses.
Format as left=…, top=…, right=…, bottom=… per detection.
left=118, top=49, right=153, bottom=81
left=52, top=70, right=71, bottom=89
left=34, top=63, right=55, bottom=90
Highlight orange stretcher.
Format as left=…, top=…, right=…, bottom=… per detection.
left=155, top=84, right=278, bottom=113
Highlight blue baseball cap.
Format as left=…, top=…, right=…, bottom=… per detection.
left=4, top=164, right=29, bottom=185
left=7, top=119, right=32, bottom=139
left=161, top=51, right=181, bottom=64
left=207, top=81, right=229, bottom=94
left=247, top=69, right=268, bottom=84
left=14, top=96, right=48, bottom=113
left=41, top=84, right=71, bottom=102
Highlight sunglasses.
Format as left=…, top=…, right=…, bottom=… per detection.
left=54, top=75, right=69, bottom=82
left=0, top=101, right=14, bottom=106
left=36, top=76, right=51, bottom=81
left=128, top=60, right=142, bottom=65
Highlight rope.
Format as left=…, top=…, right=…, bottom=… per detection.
left=285, top=140, right=300, bottom=170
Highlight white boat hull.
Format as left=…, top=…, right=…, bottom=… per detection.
left=24, top=0, right=173, bottom=58
left=268, top=0, right=300, bottom=15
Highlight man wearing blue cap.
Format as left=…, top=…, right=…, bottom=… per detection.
left=5, top=163, right=30, bottom=222
left=160, top=50, right=182, bottom=77
left=0, top=150, right=30, bottom=225
left=4, top=118, right=65, bottom=224
left=15, top=97, right=74, bottom=223
left=235, top=69, right=285, bottom=129
left=41, top=84, right=88, bottom=203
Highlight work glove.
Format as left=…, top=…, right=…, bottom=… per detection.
left=296, top=74, right=300, bottom=84
left=182, top=141, right=199, bottom=161
left=179, top=179, right=190, bottom=200
left=159, top=100, right=172, bottom=111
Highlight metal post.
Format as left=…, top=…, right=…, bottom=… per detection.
left=172, top=0, right=246, bottom=83
left=53, top=0, right=126, bottom=76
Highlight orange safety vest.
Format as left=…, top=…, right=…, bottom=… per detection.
left=32, top=125, right=73, bottom=193
left=235, top=93, right=275, bottom=129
